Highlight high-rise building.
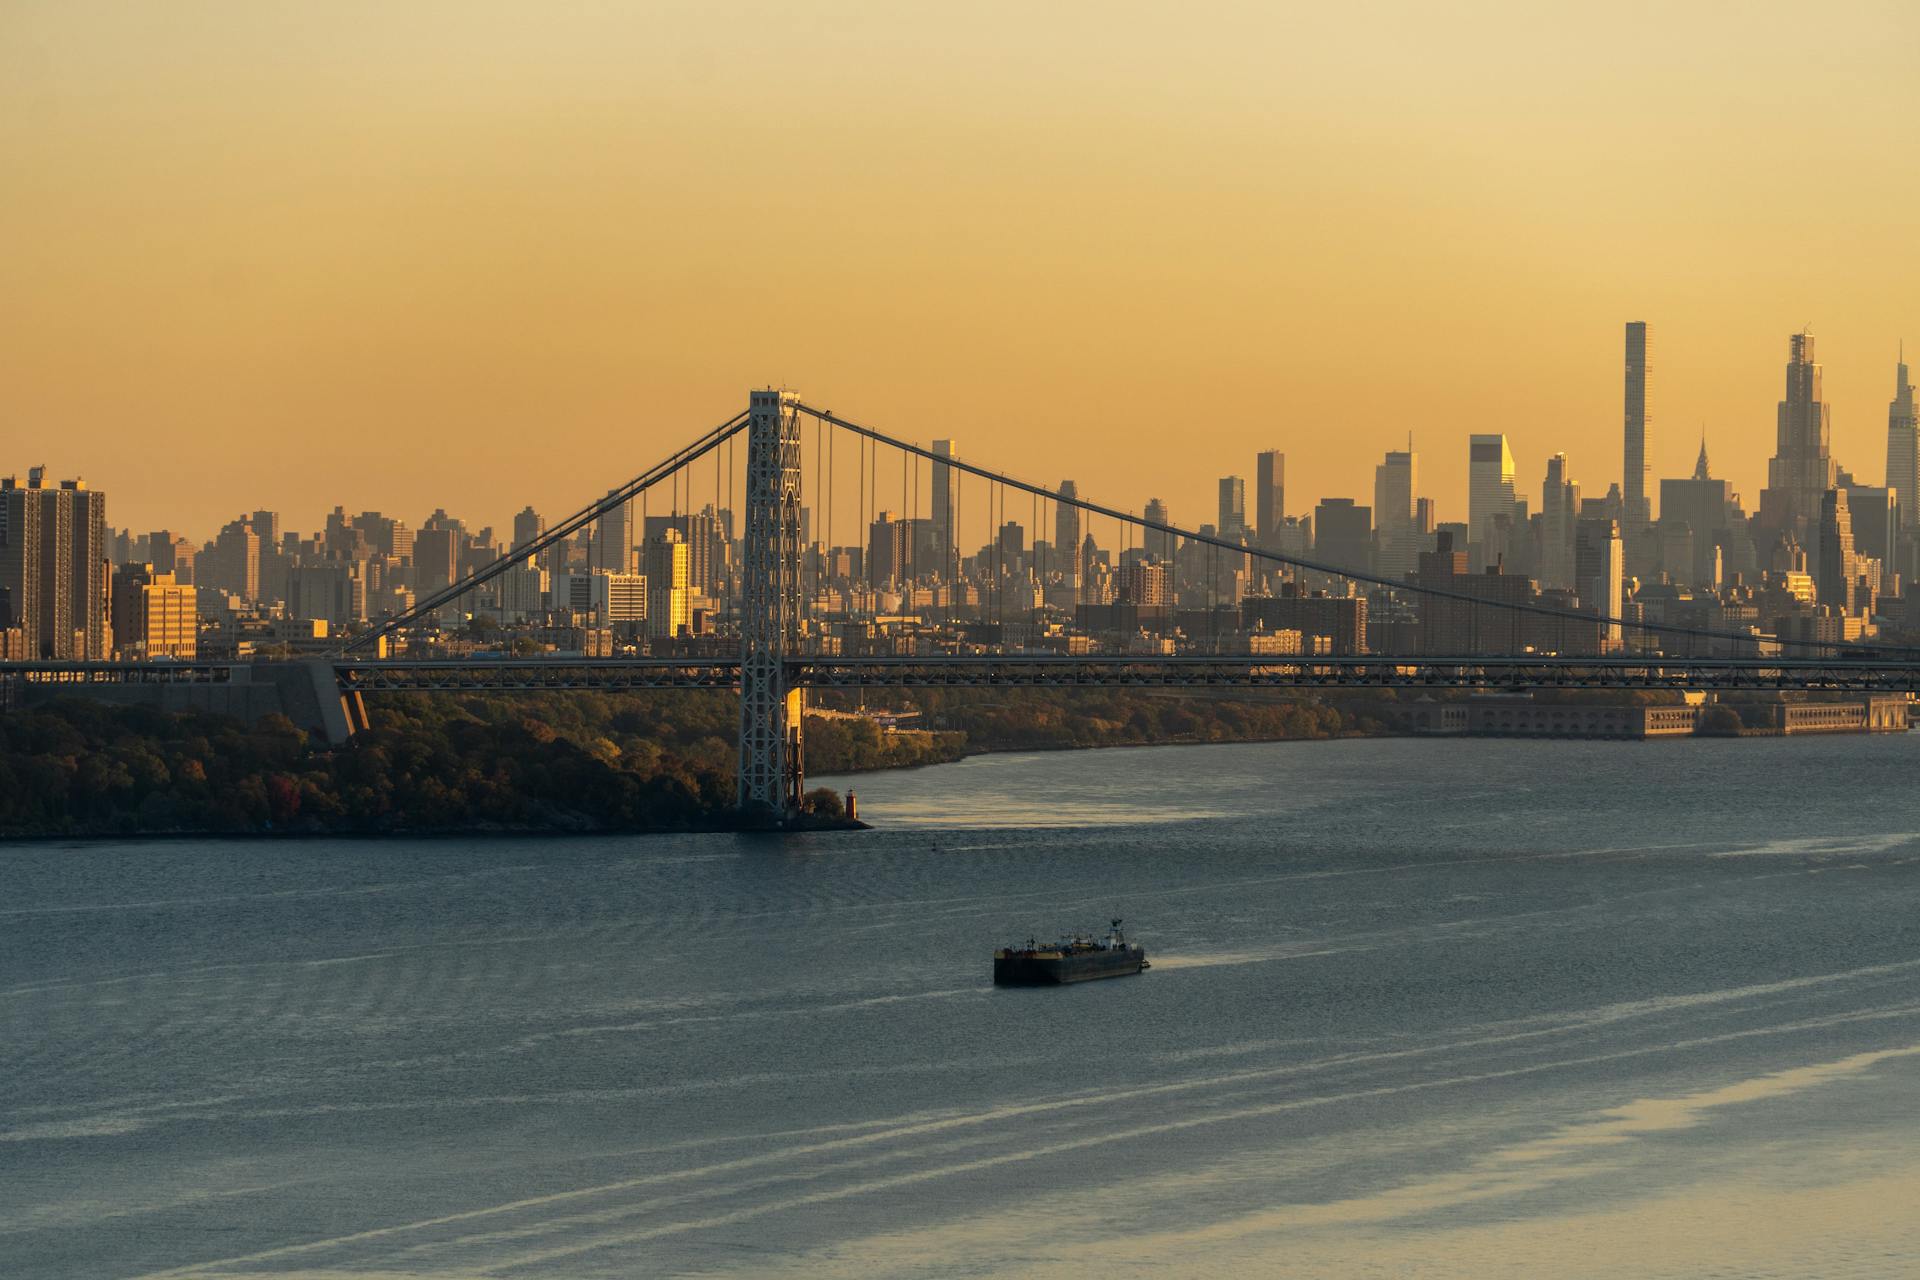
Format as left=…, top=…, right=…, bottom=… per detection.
left=1815, top=487, right=1862, bottom=613
left=1143, top=497, right=1173, bottom=564
left=412, top=527, right=459, bottom=598
left=931, top=440, right=957, bottom=564
left=592, top=491, right=633, bottom=574
left=1538, top=453, right=1580, bottom=590
left=1468, top=434, right=1518, bottom=551
left=1886, top=350, right=1918, bottom=532
left=512, top=505, right=546, bottom=560
left=1574, top=516, right=1624, bottom=650
left=1217, top=477, right=1247, bottom=541
left=1658, top=438, right=1739, bottom=588
left=0, top=469, right=109, bottom=659
left=1372, top=449, right=1419, bottom=581
left=1759, top=330, right=1837, bottom=536
left=1623, top=322, right=1651, bottom=528
left=1255, top=451, right=1285, bottom=546
left=110, top=564, right=196, bottom=659
left=644, top=532, right=690, bottom=638
left=204, top=518, right=260, bottom=601
left=1313, top=498, right=1373, bottom=577
left=1054, top=481, right=1082, bottom=587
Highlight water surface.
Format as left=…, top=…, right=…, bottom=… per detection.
left=5, top=735, right=1919, bottom=1277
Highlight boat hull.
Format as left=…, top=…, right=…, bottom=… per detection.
left=993, top=947, right=1147, bottom=985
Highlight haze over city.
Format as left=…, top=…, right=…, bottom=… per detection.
left=7, top=2, right=1920, bottom=534
left=11, top=6, right=1920, bottom=1279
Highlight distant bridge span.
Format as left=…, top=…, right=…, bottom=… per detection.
left=16, top=653, right=1920, bottom=697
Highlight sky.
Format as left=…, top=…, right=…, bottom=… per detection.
left=4, top=1, right=1919, bottom=545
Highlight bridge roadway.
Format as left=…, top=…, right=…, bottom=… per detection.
left=13, top=654, right=1920, bottom=695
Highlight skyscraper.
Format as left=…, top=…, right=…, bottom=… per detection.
left=1217, top=477, right=1247, bottom=540
left=931, top=439, right=957, bottom=563
left=1468, top=434, right=1517, bottom=551
left=1143, top=497, right=1173, bottom=564
left=1254, top=451, right=1285, bottom=546
left=1574, top=516, right=1624, bottom=651
left=0, top=468, right=109, bottom=659
left=1623, top=321, right=1651, bottom=529
left=1054, top=481, right=1082, bottom=587
left=1759, top=330, right=1837, bottom=536
left=1372, top=449, right=1418, bottom=580
left=1886, top=350, right=1918, bottom=531
left=592, top=490, right=632, bottom=574
left=1538, top=453, right=1580, bottom=591
left=512, top=505, right=546, bottom=558
left=1815, top=487, right=1860, bottom=613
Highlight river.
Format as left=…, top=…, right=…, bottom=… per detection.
left=5, top=735, right=1920, bottom=1277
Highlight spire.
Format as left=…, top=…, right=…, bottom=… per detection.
left=1693, top=428, right=1710, bottom=481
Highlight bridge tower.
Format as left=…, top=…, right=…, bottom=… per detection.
left=737, top=388, right=806, bottom=821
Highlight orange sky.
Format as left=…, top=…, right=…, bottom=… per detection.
left=4, top=2, right=1919, bottom=545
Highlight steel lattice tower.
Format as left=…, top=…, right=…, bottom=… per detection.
left=736, top=388, right=805, bottom=819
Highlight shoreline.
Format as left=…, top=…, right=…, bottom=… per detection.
left=7, top=721, right=1909, bottom=843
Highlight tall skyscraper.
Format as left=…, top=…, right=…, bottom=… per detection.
left=0, top=468, right=109, bottom=659
left=644, top=531, right=691, bottom=638
left=1886, top=350, right=1918, bottom=531
left=592, top=490, right=632, bottom=574
left=1468, top=434, right=1517, bottom=550
left=1054, top=481, right=1082, bottom=587
left=1217, top=476, right=1247, bottom=540
left=1143, top=497, right=1173, bottom=564
left=931, top=440, right=957, bottom=563
left=1815, top=487, right=1861, bottom=613
left=1538, top=453, right=1580, bottom=591
left=1574, top=516, right=1624, bottom=650
left=1759, top=330, right=1837, bottom=535
left=512, top=505, right=546, bottom=554
left=1254, top=451, right=1285, bottom=546
left=1623, top=321, right=1651, bottom=528
left=1313, top=497, right=1373, bottom=577
left=1372, top=449, right=1419, bottom=580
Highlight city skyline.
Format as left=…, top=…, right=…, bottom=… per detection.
left=6, top=5, right=1920, bottom=534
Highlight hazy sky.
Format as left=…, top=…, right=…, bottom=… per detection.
left=5, top=1, right=1919, bottom=543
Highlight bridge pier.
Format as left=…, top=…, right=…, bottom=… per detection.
left=737, top=388, right=806, bottom=823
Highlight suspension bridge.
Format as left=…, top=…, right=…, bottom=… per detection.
left=11, top=388, right=1920, bottom=825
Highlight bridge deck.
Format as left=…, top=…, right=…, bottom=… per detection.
left=12, top=656, right=1920, bottom=695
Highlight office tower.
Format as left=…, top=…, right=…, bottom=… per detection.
left=203, top=519, right=260, bottom=601
left=1759, top=330, right=1838, bottom=535
left=590, top=490, right=632, bottom=574
left=1414, top=497, right=1436, bottom=535
left=148, top=531, right=195, bottom=584
left=1887, top=351, right=1918, bottom=531
left=1659, top=438, right=1738, bottom=588
left=412, top=527, right=458, bottom=597
left=1217, top=476, right=1247, bottom=541
left=645, top=531, right=690, bottom=638
left=1313, top=498, right=1373, bottom=577
left=110, top=564, right=196, bottom=659
left=1623, top=322, right=1651, bottom=528
left=512, top=505, right=546, bottom=556
left=1815, top=488, right=1861, bottom=612
left=1054, top=481, right=1083, bottom=586
left=1575, top=517, right=1624, bottom=650
left=1468, top=435, right=1518, bottom=551
left=1373, top=448, right=1418, bottom=580
left=931, top=439, right=957, bottom=562
left=1845, top=485, right=1898, bottom=594
left=1255, top=451, right=1285, bottom=546
left=866, top=512, right=909, bottom=589
left=1538, top=453, right=1580, bottom=591
left=1143, top=497, right=1173, bottom=564
left=0, top=468, right=109, bottom=659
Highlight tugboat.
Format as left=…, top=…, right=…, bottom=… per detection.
left=993, top=919, right=1150, bottom=985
